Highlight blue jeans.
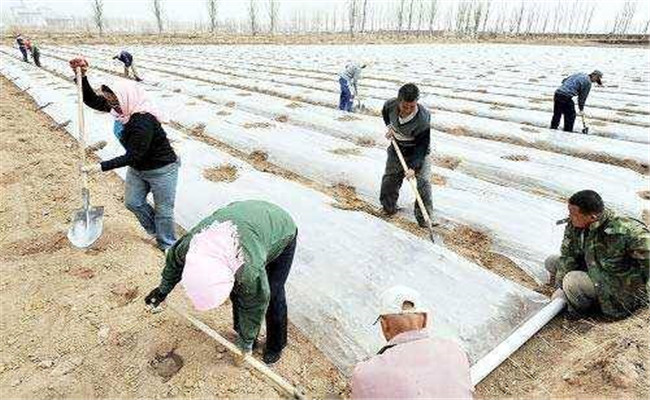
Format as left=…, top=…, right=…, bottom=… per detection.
left=338, top=77, right=353, bottom=112
left=124, top=160, right=180, bottom=250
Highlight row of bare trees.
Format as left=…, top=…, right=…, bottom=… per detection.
left=88, top=0, right=647, bottom=37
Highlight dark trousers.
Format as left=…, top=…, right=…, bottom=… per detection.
left=32, top=49, right=41, bottom=67
left=232, top=231, right=297, bottom=354
left=551, top=92, right=576, bottom=132
left=19, top=47, right=28, bottom=62
left=379, top=147, right=433, bottom=227
left=338, top=77, right=353, bottom=111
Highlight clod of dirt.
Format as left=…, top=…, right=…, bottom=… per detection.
left=528, top=78, right=539, bottom=83
left=520, top=126, right=540, bottom=133
left=50, top=356, right=84, bottom=377
left=433, top=155, right=462, bottom=170
left=243, top=122, right=273, bottom=129
left=431, top=174, right=447, bottom=186
left=150, top=350, right=184, bottom=382
left=172, top=88, right=181, bottom=93
left=625, top=103, right=638, bottom=107
left=274, top=115, right=289, bottom=123
left=528, top=98, right=544, bottom=104
left=354, top=136, right=376, bottom=147
left=191, top=123, right=206, bottom=135
left=476, top=89, right=488, bottom=94
left=329, top=148, right=361, bottom=156
left=447, top=126, right=470, bottom=136
left=490, top=104, right=505, bottom=110
left=225, top=101, right=236, bottom=108
left=590, top=120, right=607, bottom=126
left=236, top=92, right=252, bottom=97
left=330, top=183, right=366, bottom=211
left=216, top=110, right=231, bottom=116
left=285, top=102, right=303, bottom=109
left=5, top=231, right=68, bottom=257
left=337, top=114, right=361, bottom=122
left=69, top=267, right=95, bottom=280
left=248, top=150, right=268, bottom=163
left=110, top=283, right=139, bottom=306
left=203, top=164, right=238, bottom=183
left=501, top=154, right=530, bottom=162
left=638, top=191, right=650, bottom=200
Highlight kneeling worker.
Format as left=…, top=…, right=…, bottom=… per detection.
left=351, top=286, right=473, bottom=399
left=546, top=190, right=649, bottom=319
left=145, top=200, right=298, bottom=365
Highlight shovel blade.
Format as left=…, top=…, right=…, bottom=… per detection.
left=67, top=189, right=104, bottom=248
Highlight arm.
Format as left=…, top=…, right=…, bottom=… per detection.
left=99, top=116, right=154, bottom=171
left=158, top=236, right=190, bottom=295
left=555, top=226, right=582, bottom=286
left=81, top=76, right=111, bottom=112
left=577, top=80, right=591, bottom=111
left=628, top=226, right=650, bottom=281
left=234, top=271, right=271, bottom=350
left=382, top=102, right=390, bottom=126
left=408, top=126, right=431, bottom=170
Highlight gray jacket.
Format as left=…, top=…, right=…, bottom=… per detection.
left=556, top=73, right=592, bottom=111
left=382, top=98, right=431, bottom=169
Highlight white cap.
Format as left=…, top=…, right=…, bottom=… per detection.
left=374, top=285, right=427, bottom=324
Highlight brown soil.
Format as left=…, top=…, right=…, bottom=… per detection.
left=528, top=98, right=545, bottom=104
left=285, top=102, right=303, bottom=109
left=247, top=150, right=269, bottom=163
left=430, top=174, right=448, bottom=186
left=216, top=110, right=231, bottom=116
left=0, top=76, right=346, bottom=399
left=520, top=126, right=540, bottom=133
left=336, top=114, right=361, bottom=121
left=203, top=164, right=238, bottom=183
left=329, top=148, right=362, bottom=156
left=490, top=104, right=505, bottom=110
left=447, top=126, right=471, bottom=136
left=243, top=122, right=274, bottom=129
left=354, top=136, right=377, bottom=147
left=236, top=92, right=252, bottom=97
left=433, top=155, right=462, bottom=170
left=501, top=154, right=530, bottom=162
left=225, top=101, right=236, bottom=108
left=590, top=120, right=608, bottom=126
left=638, top=191, right=650, bottom=200
left=274, top=115, right=289, bottom=123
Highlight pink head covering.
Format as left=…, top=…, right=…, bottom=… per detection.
left=180, top=221, right=245, bottom=311
left=106, top=79, right=166, bottom=124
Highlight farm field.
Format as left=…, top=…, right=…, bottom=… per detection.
left=1, top=42, right=648, bottom=399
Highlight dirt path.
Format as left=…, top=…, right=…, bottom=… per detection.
left=0, top=76, right=346, bottom=399
left=1, top=74, right=648, bottom=400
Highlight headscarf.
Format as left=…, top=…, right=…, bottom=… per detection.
left=180, top=221, right=245, bottom=311
left=105, top=79, right=166, bottom=125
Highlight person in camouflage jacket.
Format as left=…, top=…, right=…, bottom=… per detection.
left=546, top=190, right=649, bottom=319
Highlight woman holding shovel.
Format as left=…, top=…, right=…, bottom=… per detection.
left=69, top=58, right=179, bottom=251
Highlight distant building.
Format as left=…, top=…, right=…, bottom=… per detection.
left=5, top=0, right=73, bottom=30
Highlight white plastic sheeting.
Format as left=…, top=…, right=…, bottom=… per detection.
left=1, top=56, right=549, bottom=375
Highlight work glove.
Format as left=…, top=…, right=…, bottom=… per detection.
left=80, top=163, right=102, bottom=174
left=405, top=168, right=416, bottom=180
left=144, top=287, right=168, bottom=307
left=69, top=58, right=89, bottom=75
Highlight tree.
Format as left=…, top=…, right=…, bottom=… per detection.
left=206, top=0, right=218, bottom=33
left=268, top=0, right=279, bottom=34
left=90, top=0, right=105, bottom=36
left=397, top=0, right=406, bottom=31
left=360, top=0, right=368, bottom=33
left=248, top=0, right=258, bottom=35
left=611, top=0, right=638, bottom=35
left=428, top=0, right=438, bottom=34
left=348, top=0, right=358, bottom=37
left=151, top=0, right=164, bottom=34
left=407, top=0, right=415, bottom=31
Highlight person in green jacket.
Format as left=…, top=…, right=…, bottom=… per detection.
left=546, top=190, right=649, bottom=319
left=145, top=200, right=298, bottom=365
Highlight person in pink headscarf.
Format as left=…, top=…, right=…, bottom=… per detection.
left=145, top=200, right=298, bottom=365
left=69, top=57, right=179, bottom=251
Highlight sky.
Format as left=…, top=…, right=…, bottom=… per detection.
left=1, top=0, right=649, bottom=33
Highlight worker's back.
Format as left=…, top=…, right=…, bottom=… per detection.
left=351, top=330, right=473, bottom=399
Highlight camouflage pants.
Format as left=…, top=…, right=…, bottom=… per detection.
left=545, top=255, right=597, bottom=313
left=124, top=64, right=141, bottom=81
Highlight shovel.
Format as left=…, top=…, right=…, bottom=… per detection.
left=67, top=67, right=104, bottom=249
left=580, top=113, right=589, bottom=134
left=389, top=136, right=437, bottom=244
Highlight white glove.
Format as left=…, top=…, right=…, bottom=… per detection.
left=234, top=350, right=252, bottom=367
left=385, top=126, right=395, bottom=140
left=551, top=288, right=567, bottom=301
left=80, top=163, right=102, bottom=174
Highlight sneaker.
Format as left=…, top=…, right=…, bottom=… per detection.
left=262, top=350, right=282, bottom=365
